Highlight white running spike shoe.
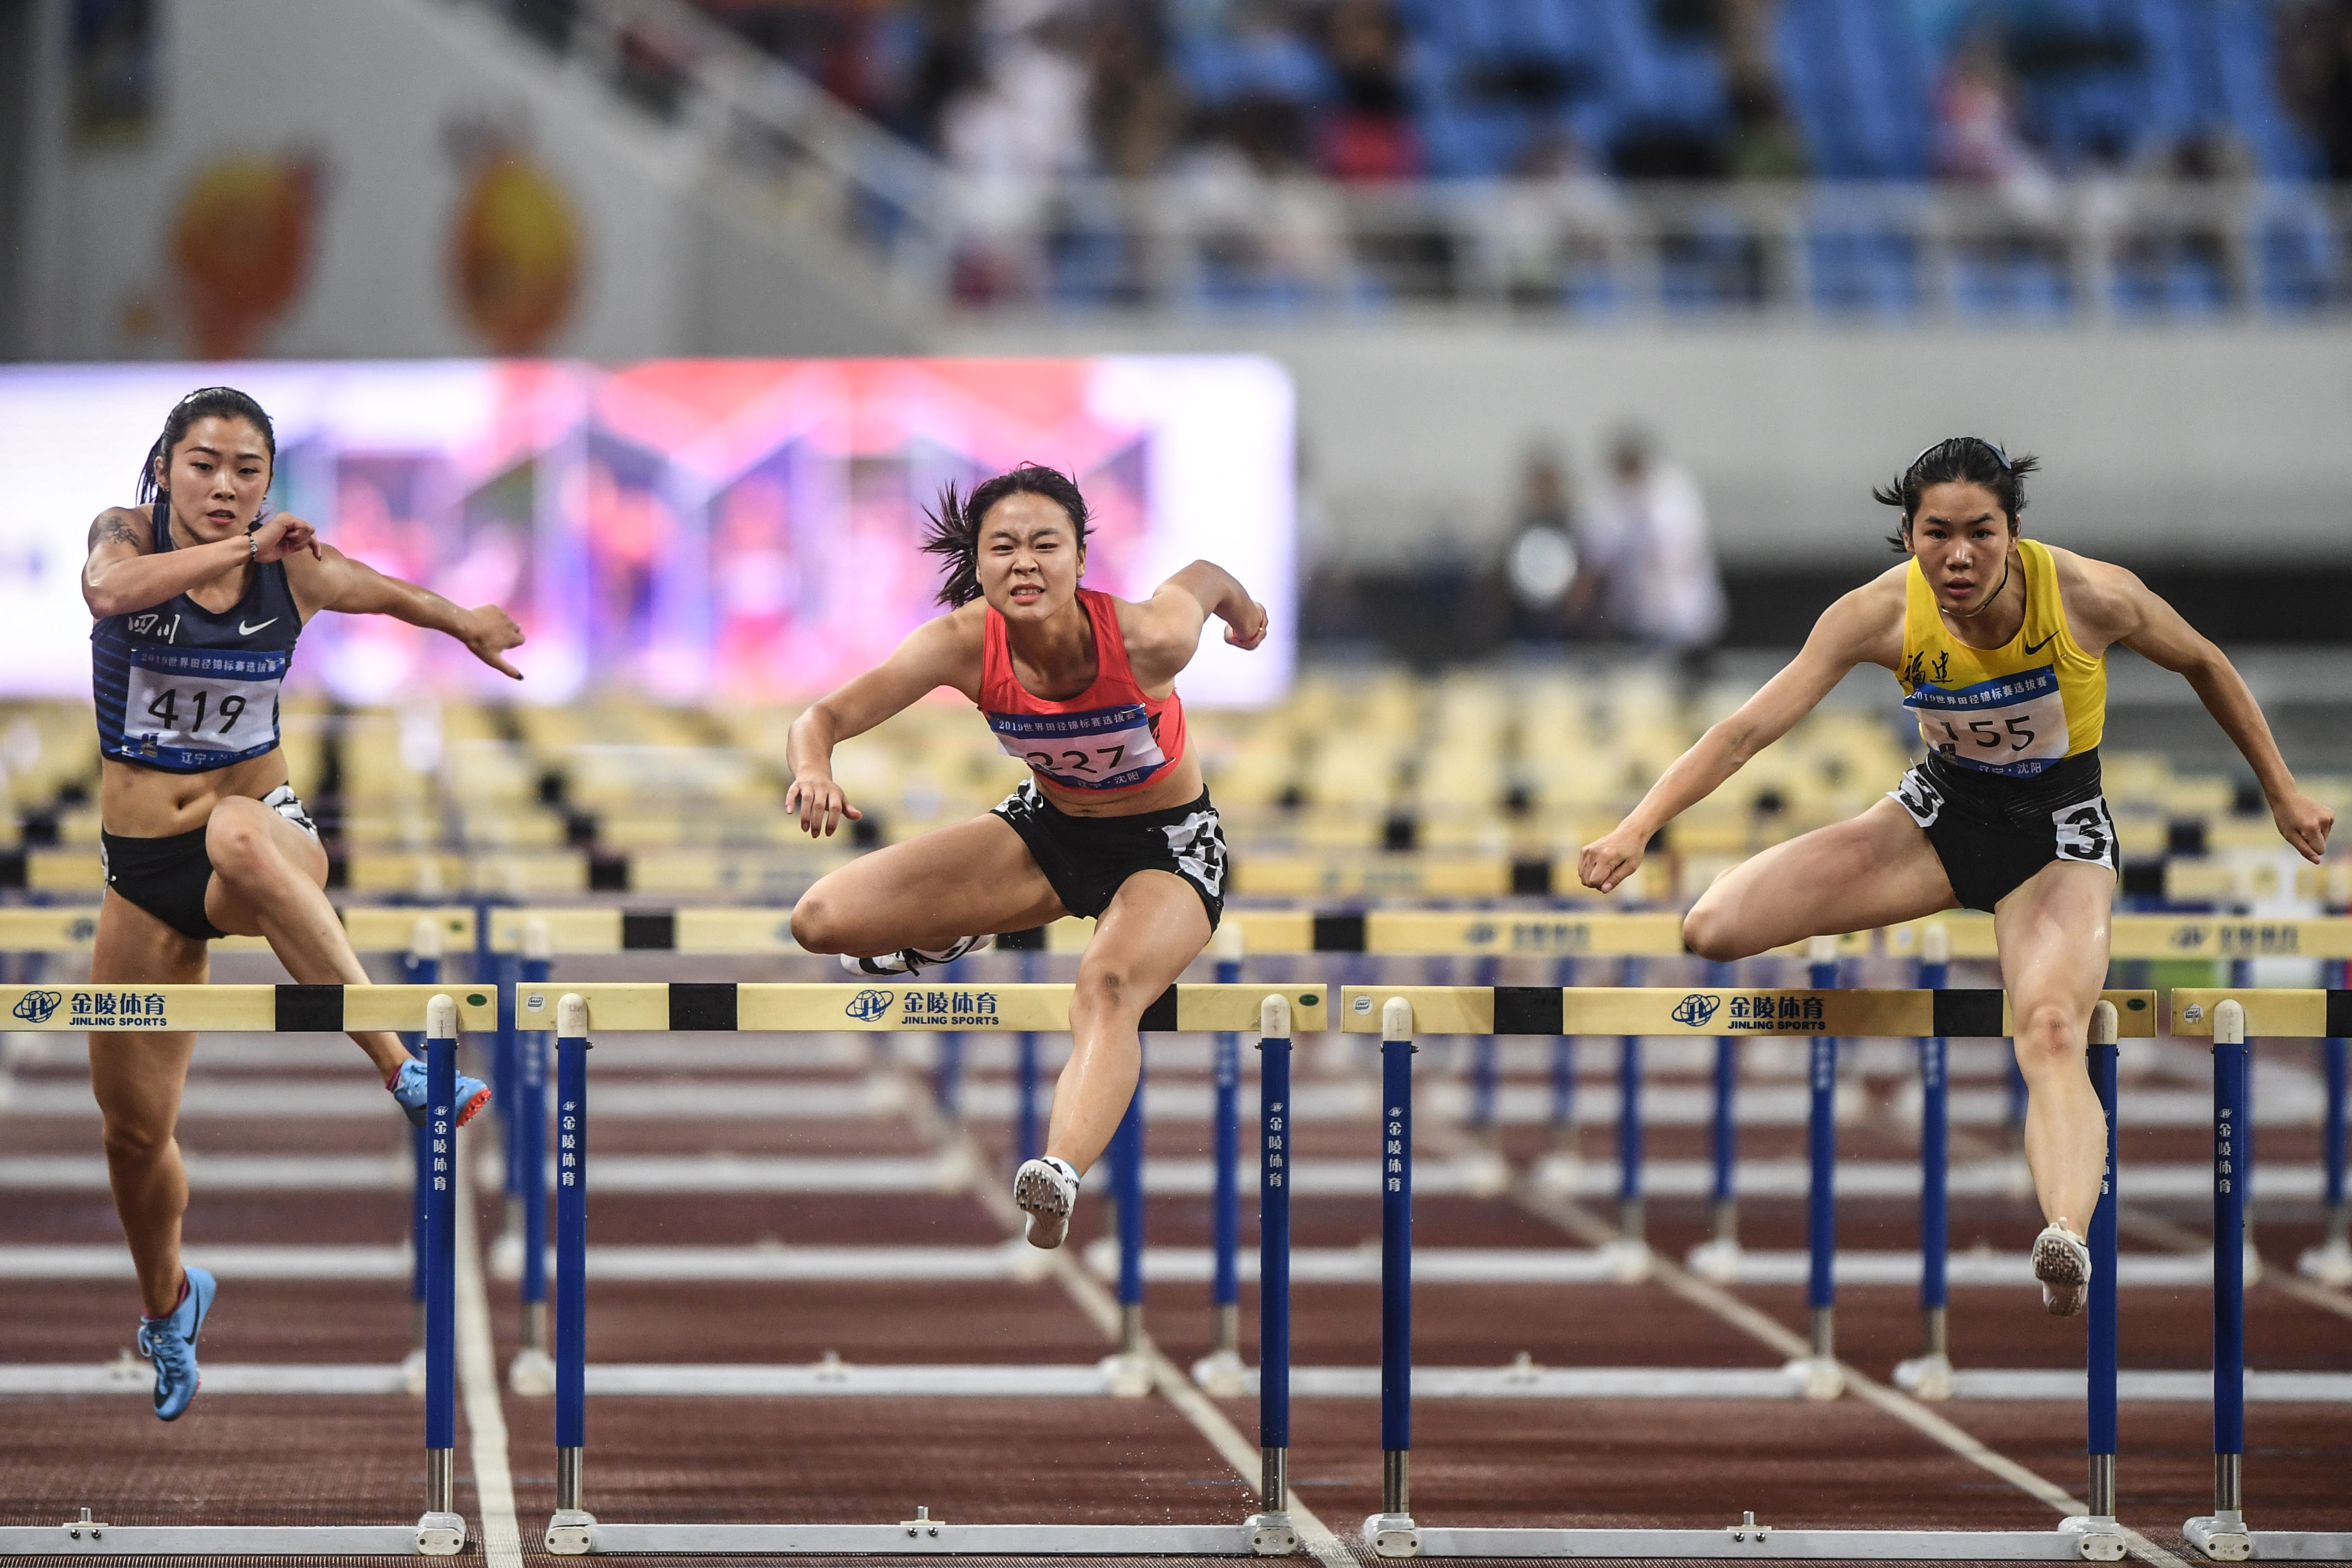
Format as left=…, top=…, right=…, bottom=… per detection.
left=1014, top=1156, right=1081, bottom=1250
left=839, top=934, right=992, bottom=977
left=2032, top=1220, right=2092, bottom=1317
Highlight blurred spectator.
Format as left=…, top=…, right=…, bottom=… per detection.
left=1087, top=1, right=1186, bottom=176
left=939, top=4, right=1092, bottom=300
left=2280, top=1, right=2352, bottom=181
left=899, top=0, right=988, bottom=151
left=1506, top=446, right=1580, bottom=640
left=1726, top=73, right=1809, bottom=179
left=1316, top=0, right=1420, bottom=180
left=1572, top=429, right=1725, bottom=650
left=1934, top=30, right=2060, bottom=221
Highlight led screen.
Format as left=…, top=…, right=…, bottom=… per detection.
left=1, top=357, right=1295, bottom=706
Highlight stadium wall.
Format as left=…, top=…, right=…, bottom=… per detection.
left=9, top=0, right=917, bottom=364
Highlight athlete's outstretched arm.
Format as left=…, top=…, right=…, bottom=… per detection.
left=2090, top=564, right=2334, bottom=862
left=287, top=543, right=523, bottom=678
left=1578, top=575, right=1901, bottom=893
left=1122, top=561, right=1269, bottom=687
left=81, top=508, right=319, bottom=620
left=785, top=614, right=977, bottom=838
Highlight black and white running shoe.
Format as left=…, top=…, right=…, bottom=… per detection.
left=2032, top=1220, right=2092, bottom=1317
left=1014, top=1156, right=1081, bottom=1250
left=839, top=934, right=992, bottom=977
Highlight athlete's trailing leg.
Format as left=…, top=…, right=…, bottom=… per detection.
left=1994, top=858, right=2113, bottom=1313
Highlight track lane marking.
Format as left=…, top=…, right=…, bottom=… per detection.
left=1502, top=1174, right=2191, bottom=1568
left=900, top=1063, right=1352, bottom=1568
left=455, top=1176, right=525, bottom=1568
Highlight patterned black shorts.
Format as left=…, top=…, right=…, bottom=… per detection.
left=1888, top=753, right=2116, bottom=913
left=990, top=780, right=1227, bottom=931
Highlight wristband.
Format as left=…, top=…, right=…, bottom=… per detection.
left=247, top=522, right=260, bottom=563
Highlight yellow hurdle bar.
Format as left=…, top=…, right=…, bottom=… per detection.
left=513, top=981, right=1327, bottom=1033
left=462, top=905, right=2352, bottom=961
left=1888, top=913, right=2352, bottom=961
left=0, top=906, right=478, bottom=954
left=1338, top=986, right=2159, bottom=1037
left=0, top=984, right=495, bottom=1033
left=2169, top=989, right=2352, bottom=1038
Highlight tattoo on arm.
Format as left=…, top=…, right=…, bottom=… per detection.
left=87, top=511, right=144, bottom=552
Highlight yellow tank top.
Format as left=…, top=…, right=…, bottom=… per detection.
left=1899, top=537, right=2104, bottom=779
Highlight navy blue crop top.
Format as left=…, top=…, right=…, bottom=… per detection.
left=91, top=502, right=303, bottom=772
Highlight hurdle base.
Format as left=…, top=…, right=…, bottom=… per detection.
left=1098, top=1350, right=1154, bottom=1397
left=1892, top=1351, right=1955, bottom=1401
left=416, top=1509, right=467, bottom=1557
left=1363, top=1512, right=1420, bottom=1558
left=0, top=1523, right=432, bottom=1557
left=2057, top=1515, right=2128, bottom=1561
left=573, top=1521, right=1283, bottom=1554
left=509, top=1346, right=557, bottom=1396
left=1244, top=1512, right=1299, bottom=1556
left=1780, top=1354, right=1845, bottom=1401
left=1600, top=1237, right=1653, bottom=1283
left=1686, top=1237, right=1744, bottom=1283
left=1192, top=1346, right=1250, bottom=1397
left=1398, top=1522, right=2126, bottom=1559
left=2295, top=1239, right=2351, bottom=1286
left=2185, top=1511, right=2254, bottom=1562
left=546, top=1508, right=597, bottom=1556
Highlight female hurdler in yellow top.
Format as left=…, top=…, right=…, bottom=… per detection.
left=1579, top=439, right=2335, bottom=1317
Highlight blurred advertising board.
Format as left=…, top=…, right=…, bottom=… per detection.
left=2, top=357, right=1295, bottom=706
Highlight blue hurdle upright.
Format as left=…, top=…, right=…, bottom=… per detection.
left=1360, top=988, right=2129, bottom=1562
left=2182, top=996, right=2352, bottom=1562
left=539, top=985, right=1303, bottom=1558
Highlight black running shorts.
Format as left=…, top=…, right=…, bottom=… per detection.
left=1888, top=750, right=2117, bottom=913
left=990, top=780, right=1227, bottom=931
left=100, top=785, right=323, bottom=943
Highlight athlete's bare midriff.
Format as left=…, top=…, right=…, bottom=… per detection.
left=101, top=750, right=290, bottom=839
left=1029, top=746, right=1205, bottom=818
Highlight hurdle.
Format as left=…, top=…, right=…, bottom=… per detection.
left=1343, top=984, right=2139, bottom=1561
left=2170, top=989, right=2352, bottom=1563
left=0, top=984, right=494, bottom=1558
left=525, top=980, right=1318, bottom=1556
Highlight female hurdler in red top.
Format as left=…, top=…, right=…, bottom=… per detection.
left=787, top=464, right=1269, bottom=1249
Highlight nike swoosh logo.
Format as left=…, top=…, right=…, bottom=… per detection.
left=238, top=618, right=278, bottom=635
left=2022, top=633, right=2056, bottom=656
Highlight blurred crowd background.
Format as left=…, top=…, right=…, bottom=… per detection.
left=4, top=0, right=2351, bottom=856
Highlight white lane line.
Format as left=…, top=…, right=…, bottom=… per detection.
left=1508, top=1175, right=2193, bottom=1568
left=905, top=1081, right=1351, bottom=1568
left=455, top=1179, right=525, bottom=1568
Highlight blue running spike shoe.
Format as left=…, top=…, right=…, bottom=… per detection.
left=138, top=1265, right=216, bottom=1421
left=388, top=1057, right=493, bottom=1129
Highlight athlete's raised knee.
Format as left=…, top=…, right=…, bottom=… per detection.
left=788, top=891, right=851, bottom=955
left=1681, top=903, right=1753, bottom=964
left=203, top=800, right=287, bottom=897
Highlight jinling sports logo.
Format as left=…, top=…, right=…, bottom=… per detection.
left=1670, top=993, right=1721, bottom=1027
left=844, top=989, right=895, bottom=1023
left=13, top=991, right=63, bottom=1024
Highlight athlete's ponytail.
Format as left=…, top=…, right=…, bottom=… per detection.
left=1875, top=437, right=2039, bottom=552
left=138, top=386, right=277, bottom=504
left=920, top=463, right=1092, bottom=608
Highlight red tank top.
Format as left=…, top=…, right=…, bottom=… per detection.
left=980, top=589, right=1189, bottom=795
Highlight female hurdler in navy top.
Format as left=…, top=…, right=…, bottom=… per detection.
left=785, top=464, right=1268, bottom=1252
left=82, top=388, right=526, bottom=1420
left=1580, top=440, right=2335, bottom=1316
